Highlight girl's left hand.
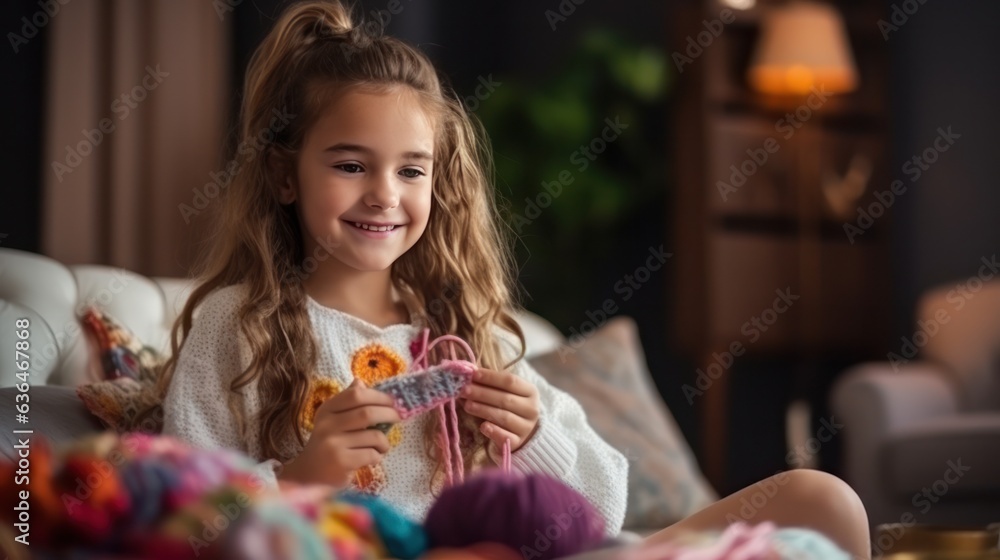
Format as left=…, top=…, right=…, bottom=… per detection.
left=460, top=367, right=540, bottom=454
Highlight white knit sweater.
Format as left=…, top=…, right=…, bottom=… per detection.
left=161, top=284, right=628, bottom=535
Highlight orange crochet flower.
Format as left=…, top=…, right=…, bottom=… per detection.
left=301, top=377, right=343, bottom=432
left=387, top=424, right=403, bottom=448
left=350, top=343, right=406, bottom=386
left=353, top=464, right=387, bottom=494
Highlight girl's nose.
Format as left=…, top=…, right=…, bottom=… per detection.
left=364, top=173, right=400, bottom=210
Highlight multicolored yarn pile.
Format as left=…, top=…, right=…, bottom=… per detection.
left=620, top=521, right=852, bottom=560
left=0, top=431, right=428, bottom=560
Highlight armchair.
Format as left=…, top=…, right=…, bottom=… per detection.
left=831, top=279, right=1000, bottom=527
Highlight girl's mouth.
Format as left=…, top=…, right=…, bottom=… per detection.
left=351, top=222, right=397, bottom=232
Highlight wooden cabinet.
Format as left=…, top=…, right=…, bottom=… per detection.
left=669, top=0, right=890, bottom=490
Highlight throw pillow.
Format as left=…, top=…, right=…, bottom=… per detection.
left=76, top=306, right=166, bottom=434
left=527, top=316, right=718, bottom=530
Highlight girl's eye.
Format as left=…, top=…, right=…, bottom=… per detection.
left=334, top=163, right=363, bottom=174
left=399, top=168, right=425, bottom=179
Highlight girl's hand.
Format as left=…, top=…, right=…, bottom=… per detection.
left=279, top=378, right=401, bottom=489
left=460, top=367, right=540, bottom=455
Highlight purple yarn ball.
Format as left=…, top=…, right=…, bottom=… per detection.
left=424, top=469, right=606, bottom=560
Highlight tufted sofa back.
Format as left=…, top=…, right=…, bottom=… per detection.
left=0, top=248, right=564, bottom=388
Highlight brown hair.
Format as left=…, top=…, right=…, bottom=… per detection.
left=147, top=0, right=526, bottom=492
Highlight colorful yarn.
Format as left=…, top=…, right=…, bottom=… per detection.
left=339, top=491, right=429, bottom=560
left=0, top=432, right=429, bottom=559
left=424, top=469, right=606, bottom=560
left=771, top=527, right=851, bottom=560
left=627, top=522, right=851, bottom=560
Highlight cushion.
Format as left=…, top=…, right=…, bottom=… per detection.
left=0, top=385, right=104, bottom=461
left=75, top=307, right=166, bottom=434
left=528, top=316, right=718, bottom=530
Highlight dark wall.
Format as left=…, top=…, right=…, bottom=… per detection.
left=888, top=1, right=1000, bottom=335
left=0, top=0, right=48, bottom=253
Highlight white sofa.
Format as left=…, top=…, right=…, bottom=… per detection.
left=831, top=280, right=1000, bottom=528
left=0, top=247, right=566, bottom=455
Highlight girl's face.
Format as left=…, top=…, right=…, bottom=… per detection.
left=284, top=86, right=435, bottom=273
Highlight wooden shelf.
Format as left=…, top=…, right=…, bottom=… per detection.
left=669, top=0, right=891, bottom=491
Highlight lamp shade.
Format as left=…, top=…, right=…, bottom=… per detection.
left=748, top=1, right=858, bottom=95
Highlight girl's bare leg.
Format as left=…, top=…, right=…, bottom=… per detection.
left=642, top=469, right=871, bottom=560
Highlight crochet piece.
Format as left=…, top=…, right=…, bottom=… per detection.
left=354, top=463, right=389, bottom=495
left=373, top=359, right=476, bottom=421
left=376, top=329, right=514, bottom=488
left=352, top=343, right=407, bottom=386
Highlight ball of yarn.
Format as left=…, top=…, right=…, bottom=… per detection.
left=338, top=491, right=429, bottom=560
left=424, top=470, right=605, bottom=560
left=420, top=542, right=522, bottom=560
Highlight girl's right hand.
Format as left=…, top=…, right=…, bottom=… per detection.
left=278, top=378, right=401, bottom=489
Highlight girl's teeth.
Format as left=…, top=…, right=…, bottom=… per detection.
left=353, top=222, right=395, bottom=232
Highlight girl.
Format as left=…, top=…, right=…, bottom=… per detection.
left=156, top=0, right=871, bottom=557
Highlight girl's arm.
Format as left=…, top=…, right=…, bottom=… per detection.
left=160, top=284, right=282, bottom=491
left=492, top=327, right=630, bottom=537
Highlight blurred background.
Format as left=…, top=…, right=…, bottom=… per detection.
left=2, top=0, right=999, bottom=528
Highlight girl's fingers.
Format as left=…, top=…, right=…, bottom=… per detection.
left=463, top=400, right=533, bottom=439
left=461, top=383, right=536, bottom=420
left=479, top=421, right=521, bottom=453
left=470, top=368, right=535, bottom=398
left=320, top=404, right=401, bottom=432
left=317, top=381, right=397, bottom=417
left=341, top=427, right=390, bottom=454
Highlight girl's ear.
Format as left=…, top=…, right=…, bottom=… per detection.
left=268, top=147, right=297, bottom=205
left=277, top=175, right=297, bottom=205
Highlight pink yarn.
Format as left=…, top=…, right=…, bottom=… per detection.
left=408, top=328, right=512, bottom=486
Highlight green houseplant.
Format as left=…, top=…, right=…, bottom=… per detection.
left=476, top=29, right=672, bottom=330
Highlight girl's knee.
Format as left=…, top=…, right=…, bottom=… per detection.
left=782, top=469, right=867, bottom=519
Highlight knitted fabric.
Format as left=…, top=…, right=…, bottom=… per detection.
left=374, top=359, right=476, bottom=421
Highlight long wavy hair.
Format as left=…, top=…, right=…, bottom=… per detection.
left=146, top=0, right=526, bottom=492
